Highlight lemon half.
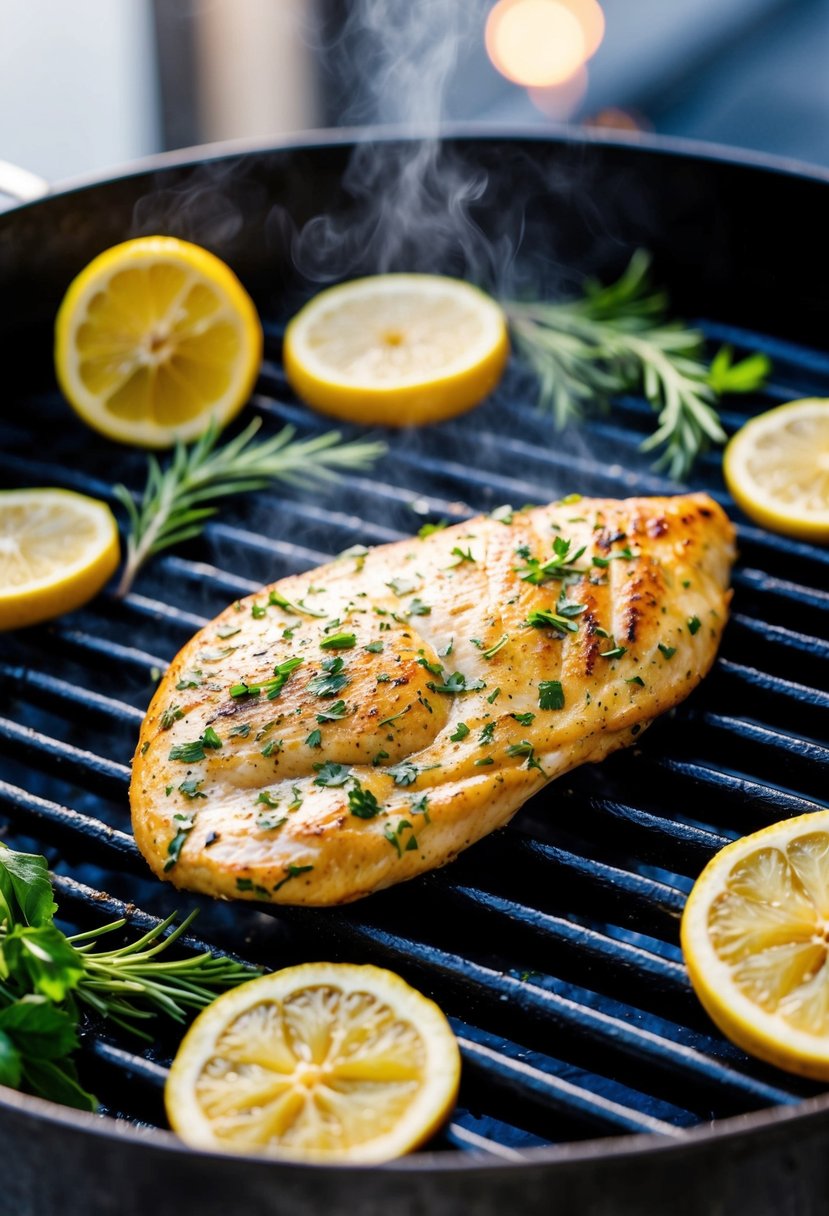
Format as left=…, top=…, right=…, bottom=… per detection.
left=165, top=963, right=460, bottom=1162
left=682, top=812, right=829, bottom=1080
left=0, top=488, right=119, bottom=631
left=55, top=236, right=263, bottom=448
left=283, top=274, right=509, bottom=427
left=723, top=398, right=829, bottom=542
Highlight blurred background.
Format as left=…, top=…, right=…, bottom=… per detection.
left=0, top=0, right=827, bottom=186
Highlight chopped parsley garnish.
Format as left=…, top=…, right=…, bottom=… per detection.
left=538, top=680, right=565, bottom=710
left=308, top=656, right=349, bottom=698
left=347, top=781, right=381, bottom=819
left=160, top=705, right=183, bottom=731
left=507, top=741, right=533, bottom=757
left=384, top=819, right=418, bottom=857
left=516, top=535, right=587, bottom=584
left=320, top=631, right=357, bottom=650
left=229, top=723, right=251, bottom=738
left=658, top=643, right=677, bottom=659
left=387, top=760, right=420, bottom=786
left=313, top=762, right=352, bottom=787
left=626, top=676, right=646, bottom=687
left=364, top=641, right=384, bottom=653
left=594, top=627, right=610, bottom=638
left=316, top=699, right=349, bottom=722
left=427, top=672, right=486, bottom=695
left=599, top=645, right=627, bottom=660
left=273, top=864, right=314, bottom=893
left=379, top=705, right=411, bottom=727
left=201, top=726, right=222, bottom=749
left=256, top=790, right=280, bottom=808
left=450, top=545, right=476, bottom=564
left=230, top=656, right=303, bottom=700
left=511, top=712, right=535, bottom=726
left=169, top=738, right=208, bottom=763
left=304, top=730, right=322, bottom=749
left=474, top=757, right=494, bottom=766
left=372, top=750, right=390, bottom=765
left=406, top=598, right=432, bottom=617
left=164, top=812, right=196, bottom=871
left=256, top=814, right=286, bottom=831
left=268, top=590, right=326, bottom=618
left=450, top=722, right=470, bottom=742
left=418, top=520, right=448, bottom=538
left=487, top=687, right=501, bottom=704
left=479, top=722, right=496, bottom=745
left=482, top=634, right=509, bottom=659
left=525, top=608, right=578, bottom=634
left=688, top=616, right=701, bottom=635
left=416, top=654, right=444, bottom=676
left=592, top=548, right=635, bottom=568
left=411, top=793, right=430, bottom=822
left=175, top=669, right=203, bottom=690
left=261, top=739, right=281, bottom=757
left=288, top=786, right=303, bottom=811
left=251, top=602, right=267, bottom=619
left=439, top=638, right=454, bottom=657
left=178, top=778, right=207, bottom=800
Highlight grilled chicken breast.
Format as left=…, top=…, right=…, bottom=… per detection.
left=131, top=493, right=735, bottom=905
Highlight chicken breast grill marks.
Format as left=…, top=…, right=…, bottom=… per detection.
left=131, top=494, right=735, bottom=905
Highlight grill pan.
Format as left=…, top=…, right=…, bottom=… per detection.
left=1, top=127, right=828, bottom=1216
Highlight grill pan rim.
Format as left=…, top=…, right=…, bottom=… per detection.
left=3, top=120, right=829, bottom=215
left=2, top=125, right=828, bottom=1176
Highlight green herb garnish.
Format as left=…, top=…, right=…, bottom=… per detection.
left=114, top=418, right=384, bottom=597
left=506, top=251, right=770, bottom=478
left=538, top=680, right=565, bottom=710
left=347, top=782, right=381, bottom=819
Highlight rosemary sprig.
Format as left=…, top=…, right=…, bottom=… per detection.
left=114, top=418, right=385, bottom=597
left=506, top=251, right=770, bottom=479
left=68, top=911, right=256, bottom=1038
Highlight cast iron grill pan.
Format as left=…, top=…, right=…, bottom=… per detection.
left=0, top=133, right=828, bottom=1215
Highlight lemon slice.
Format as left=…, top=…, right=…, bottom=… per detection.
left=55, top=236, right=263, bottom=448
left=723, top=398, right=829, bottom=542
left=682, top=811, right=829, bottom=1079
left=165, top=963, right=460, bottom=1162
left=0, top=488, right=119, bottom=631
left=283, top=274, right=509, bottom=426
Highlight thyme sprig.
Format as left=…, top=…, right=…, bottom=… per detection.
left=505, top=251, right=770, bottom=479
left=114, top=418, right=385, bottom=597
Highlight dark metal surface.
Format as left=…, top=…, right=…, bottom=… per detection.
left=1, top=130, right=828, bottom=1215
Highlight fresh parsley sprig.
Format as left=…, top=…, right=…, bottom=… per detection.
left=0, top=843, right=255, bottom=1110
left=505, top=251, right=770, bottom=479
left=114, top=418, right=385, bottom=597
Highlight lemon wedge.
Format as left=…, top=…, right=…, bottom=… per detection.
left=723, top=398, right=829, bottom=542
left=283, top=274, right=509, bottom=426
left=682, top=812, right=829, bottom=1080
left=0, top=489, right=119, bottom=631
left=55, top=236, right=263, bottom=448
left=165, top=963, right=460, bottom=1162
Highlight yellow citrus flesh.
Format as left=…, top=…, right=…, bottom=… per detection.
left=165, top=963, right=460, bottom=1162
left=0, top=489, right=119, bottom=631
left=55, top=236, right=263, bottom=448
left=723, top=398, right=829, bottom=542
left=283, top=274, right=509, bottom=426
left=682, top=812, right=829, bottom=1080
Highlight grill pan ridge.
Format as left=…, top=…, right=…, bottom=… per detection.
left=1, top=129, right=828, bottom=1216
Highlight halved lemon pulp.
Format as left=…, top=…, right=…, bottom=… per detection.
left=165, top=963, right=460, bottom=1162
left=55, top=236, right=263, bottom=447
left=283, top=274, right=509, bottom=426
left=723, top=398, right=829, bottom=542
left=0, top=488, right=119, bottom=631
left=682, top=812, right=829, bottom=1079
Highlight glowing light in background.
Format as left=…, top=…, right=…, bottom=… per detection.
left=486, top=0, right=605, bottom=120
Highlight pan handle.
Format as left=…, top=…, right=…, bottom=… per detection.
left=0, top=159, right=50, bottom=204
